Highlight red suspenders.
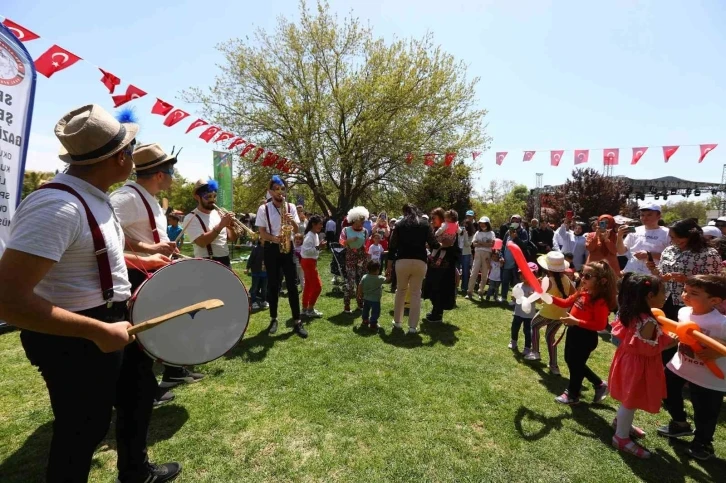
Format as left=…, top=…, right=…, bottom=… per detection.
left=127, top=185, right=161, bottom=243
left=193, top=212, right=215, bottom=258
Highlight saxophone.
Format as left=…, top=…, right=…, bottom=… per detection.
left=280, top=201, right=293, bottom=254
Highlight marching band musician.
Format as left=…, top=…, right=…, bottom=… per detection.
left=0, top=105, right=181, bottom=483
left=186, top=179, right=238, bottom=267
left=256, top=175, right=308, bottom=338
left=110, top=143, right=204, bottom=397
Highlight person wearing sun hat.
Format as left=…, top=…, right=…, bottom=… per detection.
left=0, top=104, right=181, bottom=482
left=525, top=251, right=576, bottom=376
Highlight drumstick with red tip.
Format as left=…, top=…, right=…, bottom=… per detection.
left=128, top=299, right=225, bottom=336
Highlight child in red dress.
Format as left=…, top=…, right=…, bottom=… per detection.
left=608, top=273, right=672, bottom=459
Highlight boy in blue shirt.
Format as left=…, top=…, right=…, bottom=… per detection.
left=358, top=260, right=386, bottom=330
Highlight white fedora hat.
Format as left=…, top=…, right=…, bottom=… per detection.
left=55, top=104, right=138, bottom=165
left=537, top=251, right=569, bottom=273
left=133, top=143, right=177, bottom=171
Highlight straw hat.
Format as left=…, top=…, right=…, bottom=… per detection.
left=133, top=143, right=177, bottom=171
left=55, top=104, right=138, bottom=165
left=537, top=251, right=569, bottom=273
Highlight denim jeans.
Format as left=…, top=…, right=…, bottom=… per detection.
left=501, top=268, right=518, bottom=300
left=250, top=274, right=268, bottom=305
left=362, top=300, right=381, bottom=324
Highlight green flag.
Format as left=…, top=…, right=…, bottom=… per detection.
left=212, top=151, right=233, bottom=211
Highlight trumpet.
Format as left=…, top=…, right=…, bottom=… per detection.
left=213, top=204, right=259, bottom=242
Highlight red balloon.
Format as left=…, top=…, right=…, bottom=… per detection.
left=493, top=238, right=503, bottom=251
left=506, top=241, right=543, bottom=294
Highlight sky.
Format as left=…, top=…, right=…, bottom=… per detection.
left=3, top=0, right=726, bottom=199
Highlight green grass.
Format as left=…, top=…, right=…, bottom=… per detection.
left=1, top=250, right=725, bottom=482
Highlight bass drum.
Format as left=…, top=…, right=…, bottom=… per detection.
left=128, top=258, right=249, bottom=366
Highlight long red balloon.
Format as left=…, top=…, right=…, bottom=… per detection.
left=506, top=241, right=543, bottom=294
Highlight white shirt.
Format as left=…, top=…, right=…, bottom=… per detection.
left=110, top=181, right=170, bottom=245
left=325, top=219, right=336, bottom=232
left=667, top=307, right=726, bottom=392
left=488, top=260, right=502, bottom=281
left=185, top=209, right=229, bottom=258
left=7, top=173, right=131, bottom=311
left=473, top=230, right=495, bottom=253
left=255, top=201, right=301, bottom=236
left=621, top=226, right=670, bottom=275
left=368, top=243, right=384, bottom=262
left=554, top=224, right=587, bottom=270
left=301, top=231, right=321, bottom=259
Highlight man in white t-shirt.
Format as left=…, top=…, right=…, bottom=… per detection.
left=617, top=203, right=670, bottom=275
left=185, top=179, right=238, bottom=266
left=0, top=104, right=180, bottom=482
left=256, top=175, right=306, bottom=338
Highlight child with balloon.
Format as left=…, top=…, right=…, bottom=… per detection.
left=509, top=262, right=540, bottom=353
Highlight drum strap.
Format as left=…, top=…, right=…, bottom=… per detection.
left=38, top=183, right=115, bottom=304
left=193, top=212, right=215, bottom=258
left=127, top=185, right=160, bottom=243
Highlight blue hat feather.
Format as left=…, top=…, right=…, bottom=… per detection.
left=115, top=107, right=138, bottom=124
left=271, top=175, right=285, bottom=187
left=207, top=179, right=219, bottom=191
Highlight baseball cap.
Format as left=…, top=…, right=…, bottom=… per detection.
left=702, top=226, right=722, bottom=239
left=718, top=216, right=726, bottom=223
left=466, top=210, right=475, bottom=216
left=639, top=202, right=661, bottom=212
left=478, top=216, right=490, bottom=224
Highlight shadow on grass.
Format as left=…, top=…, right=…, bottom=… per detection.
left=420, top=320, right=460, bottom=347
left=328, top=312, right=357, bottom=327
left=0, top=405, right=189, bottom=483
left=224, top=324, right=295, bottom=363
left=379, top=328, right=423, bottom=349
left=352, top=323, right=380, bottom=337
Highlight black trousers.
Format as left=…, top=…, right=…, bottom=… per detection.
left=20, top=303, right=157, bottom=483
left=564, top=326, right=602, bottom=398
left=665, top=367, right=724, bottom=445
left=264, top=243, right=301, bottom=320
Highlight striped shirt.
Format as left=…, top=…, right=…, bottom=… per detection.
left=7, top=173, right=131, bottom=312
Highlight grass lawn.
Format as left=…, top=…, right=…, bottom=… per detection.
left=1, top=249, right=725, bottom=482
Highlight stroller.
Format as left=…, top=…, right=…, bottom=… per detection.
left=329, top=242, right=347, bottom=294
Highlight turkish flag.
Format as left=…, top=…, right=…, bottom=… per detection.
left=261, top=152, right=278, bottom=167
left=275, top=157, right=288, bottom=170
left=444, top=152, right=456, bottom=166
left=99, top=69, right=120, bottom=94
left=199, top=126, right=221, bottom=142
left=631, top=147, right=648, bottom=165
left=2, top=19, right=40, bottom=42
left=405, top=153, right=414, bottom=164
left=550, top=150, right=564, bottom=167
left=603, top=148, right=619, bottom=166
left=699, top=144, right=717, bottom=163
left=280, top=159, right=291, bottom=173
left=240, top=143, right=256, bottom=157
left=215, top=132, right=235, bottom=143
left=227, top=138, right=246, bottom=150
left=662, top=145, right=679, bottom=162
left=472, top=151, right=481, bottom=160
left=253, top=147, right=265, bottom=162
left=163, top=109, right=189, bottom=127
left=523, top=151, right=535, bottom=162
left=424, top=153, right=436, bottom=166
left=185, top=118, right=208, bottom=134
left=34, top=45, right=81, bottom=78
left=151, top=99, right=173, bottom=116
left=111, top=84, right=146, bottom=107
left=574, top=149, right=589, bottom=165
left=495, top=152, right=507, bottom=165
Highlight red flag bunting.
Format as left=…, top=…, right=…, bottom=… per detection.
left=275, top=157, right=288, bottom=170
left=253, top=147, right=265, bottom=162
left=111, top=84, right=146, bottom=107
left=2, top=19, right=40, bottom=42
left=699, top=144, right=717, bottom=163
left=472, top=151, right=481, bottom=161
left=550, top=150, right=564, bottom=167
left=523, top=151, right=535, bottom=162
left=631, top=147, right=647, bottom=165
left=99, top=69, right=120, bottom=94
left=163, top=109, right=189, bottom=127
left=495, top=152, right=508, bottom=165
left=227, top=138, right=246, bottom=150
left=662, top=146, right=679, bottom=162
left=240, top=143, right=256, bottom=157
left=405, top=153, right=414, bottom=164
left=603, top=148, right=619, bottom=166
left=262, top=151, right=279, bottom=167
left=424, top=153, right=436, bottom=166
left=185, top=118, right=208, bottom=134
left=215, top=132, right=235, bottom=143
left=151, top=98, right=173, bottom=116
left=34, top=45, right=81, bottom=78
left=574, top=149, right=589, bottom=165
left=280, top=159, right=291, bottom=173
left=444, top=152, right=456, bottom=166
left=199, top=126, right=221, bottom=142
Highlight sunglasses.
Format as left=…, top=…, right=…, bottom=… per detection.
left=202, top=192, right=218, bottom=200
left=159, top=168, right=174, bottom=176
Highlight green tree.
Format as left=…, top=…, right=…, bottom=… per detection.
left=549, top=168, right=630, bottom=222
left=660, top=200, right=711, bottom=225
left=21, top=171, right=55, bottom=199
left=470, top=180, right=528, bottom=228
left=409, top=162, right=473, bottom=217
left=183, top=0, right=488, bottom=219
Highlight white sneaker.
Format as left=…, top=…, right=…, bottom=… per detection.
left=496, top=296, right=503, bottom=303
left=251, top=302, right=260, bottom=310
left=392, top=321, right=402, bottom=330
left=307, top=309, right=323, bottom=318
left=262, top=302, right=269, bottom=308
left=524, top=351, right=541, bottom=361
left=407, top=327, right=418, bottom=335
left=508, top=340, right=518, bottom=351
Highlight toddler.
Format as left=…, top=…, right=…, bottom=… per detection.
left=358, top=260, right=387, bottom=330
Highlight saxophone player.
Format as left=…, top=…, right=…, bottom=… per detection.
left=256, top=175, right=307, bottom=338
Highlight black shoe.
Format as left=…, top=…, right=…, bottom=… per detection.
left=162, top=367, right=203, bottom=386
left=687, top=441, right=715, bottom=461
left=153, top=390, right=175, bottom=407
left=268, top=318, right=278, bottom=335
left=293, top=322, right=308, bottom=339
left=657, top=420, right=694, bottom=438
left=425, top=313, right=443, bottom=323
left=117, top=462, right=182, bottom=483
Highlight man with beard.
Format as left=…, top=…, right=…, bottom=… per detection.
left=185, top=179, right=238, bottom=266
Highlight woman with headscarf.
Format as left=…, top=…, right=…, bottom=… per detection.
left=585, top=214, right=621, bottom=276
left=340, top=206, right=370, bottom=313
left=424, top=209, right=461, bottom=322
left=386, top=204, right=439, bottom=334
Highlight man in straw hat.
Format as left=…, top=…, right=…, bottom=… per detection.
left=185, top=178, right=238, bottom=266
left=111, top=143, right=203, bottom=399
left=0, top=104, right=181, bottom=483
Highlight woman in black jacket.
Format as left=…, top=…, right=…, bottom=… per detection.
left=386, top=204, right=439, bottom=334
left=423, top=208, right=461, bottom=323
